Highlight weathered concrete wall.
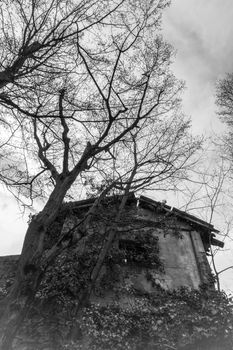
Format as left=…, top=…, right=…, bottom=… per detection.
left=190, top=230, right=213, bottom=285
left=90, top=206, right=212, bottom=302
left=136, top=207, right=209, bottom=290
left=156, top=230, right=201, bottom=289
left=108, top=231, right=202, bottom=295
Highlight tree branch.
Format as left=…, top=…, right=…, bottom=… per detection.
left=59, top=89, right=70, bottom=175
left=33, top=118, right=59, bottom=181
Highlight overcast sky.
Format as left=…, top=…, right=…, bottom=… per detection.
left=1, top=0, right=233, bottom=292
left=163, top=0, right=233, bottom=135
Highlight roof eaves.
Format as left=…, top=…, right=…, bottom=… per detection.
left=139, top=195, right=219, bottom=233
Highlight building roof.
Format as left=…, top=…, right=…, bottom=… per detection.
left=63, top=193, right=224, bottom=249
left=139, top=195, right=224, bottom=248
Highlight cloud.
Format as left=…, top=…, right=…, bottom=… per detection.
left=163, top=0, right=233, bottom=79
left=161, top=0, right=233, bottom=135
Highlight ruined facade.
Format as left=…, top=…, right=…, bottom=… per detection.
left=0, top=194, right=228, bottom=350
left=58, top=194, right=223, bottom=295
left=0, top=194, right=223, bottom=295
left=134, top=195, right=223, bottom=290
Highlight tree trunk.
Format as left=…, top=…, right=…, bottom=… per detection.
left=0, top=176, right=75, bottom=349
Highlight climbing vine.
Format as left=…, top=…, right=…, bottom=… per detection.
left=15, top=288, right=233, bottom=350
left=1, top=200, right=232, bottom=350
left=107, top=232, right=163, bottom=270
left=61, top=288, right=233, bottom=350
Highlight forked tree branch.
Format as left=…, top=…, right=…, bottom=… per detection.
left=33, top=118, right=59, bottom=181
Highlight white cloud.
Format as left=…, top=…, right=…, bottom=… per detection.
left=162, top=0, right=233, bottom=135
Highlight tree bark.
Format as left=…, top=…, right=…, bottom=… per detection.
left=0, top=176, right=76, bottom=349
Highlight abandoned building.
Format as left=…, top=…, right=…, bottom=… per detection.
left=58, top=193, right=223, bottom=293
left=0, top=194, right=224, bottom=295
left=0, top=193, right=227, bottom=350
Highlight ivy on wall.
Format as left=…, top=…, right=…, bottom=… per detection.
left=1, top=200, right=232, bottom=350
left=69, top=288, right=233, bottom=350
left=12, top=288, right=233, bottom=350
left=107, top=232, right=164, bottom=270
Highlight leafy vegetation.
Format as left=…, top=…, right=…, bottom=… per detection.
left=71, top=288, right=233, bottom=350
left=11, top=287, right=233, bottom=350
left=1, top=203, right=231, bottom=350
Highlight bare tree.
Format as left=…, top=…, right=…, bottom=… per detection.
left=216, top=73, right=233, bottom=163
left=216, top=73, right=233, bottom=121
left=85, top=113, right=200, bottom=196
left=178, top=153, right=233, bottom=291
left=0, top=0, right=201, bottom=348
left=0, top=0, right=126, bottom=90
